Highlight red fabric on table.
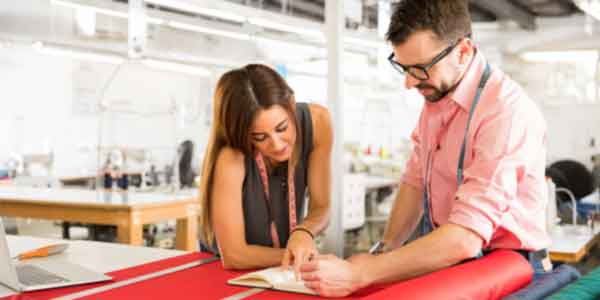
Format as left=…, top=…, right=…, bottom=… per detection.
left=3, top=251, right=378, bottom=300
left=3, top=252, right=250, bottom=300
left=242, top=250, right=533, bottom=300
left=3, top=250, right=532, bottom=300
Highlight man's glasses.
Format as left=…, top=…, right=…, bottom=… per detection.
left=388, top=39, right=462, bottom=81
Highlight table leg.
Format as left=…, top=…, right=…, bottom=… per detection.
left=62, top=222, right=71, bottom=239
left=117, top=221, right=144, bottom=247
left=176, top=215, right=197, bottom=251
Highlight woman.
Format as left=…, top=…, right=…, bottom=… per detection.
left=199, top=64, right=332, bottom=274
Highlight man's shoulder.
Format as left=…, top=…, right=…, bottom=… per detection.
left=487, top=68, right=535, bottom=109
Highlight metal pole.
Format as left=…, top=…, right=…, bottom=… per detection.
left=128, top=0, right=146, bottom=59
left=323, top=0, right=344, bottom=257
left=595, top=51, right=599, bottom=103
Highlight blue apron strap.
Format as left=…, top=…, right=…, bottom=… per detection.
left=413, top=63, right=492, bottom=248
left=456, top=63, right=491, bottom=259
left=456, top=63, right=492, bottom=185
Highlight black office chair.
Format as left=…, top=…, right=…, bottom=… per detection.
left=2, top=218, right=18, bottom=235
left=178, top=140, right=196, bottom=188
left=548, top=160, right=594, bottom=200
left=547, top=159, right=595, bottom=225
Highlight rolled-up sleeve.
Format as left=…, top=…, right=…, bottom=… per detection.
left=449, top=101, right=534, bottom=246
left=401, top=125, right=424, bottom=191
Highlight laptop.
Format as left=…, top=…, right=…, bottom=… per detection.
left=0, top=218, right=112, bottom=292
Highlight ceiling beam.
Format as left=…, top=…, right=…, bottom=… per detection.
left=283, top=0, right=323, bottom=17
left=469, top=0, right=537, bottom=31
left=555, top=0, right=576, bottom=7
left=554, top=0, right=579, bottom=12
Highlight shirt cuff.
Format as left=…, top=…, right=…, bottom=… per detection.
left=448, top=202, right=495, bottom=247
left=401, top=172, right=423, bottom=191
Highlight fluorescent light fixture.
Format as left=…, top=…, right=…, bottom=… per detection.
left=51, top=0, right=385, bottom=51
left=33, top=41, right=125, bottom=65
left=75, top=7, right=96, bottom=36
left=143, top=58, right=211, bottom=76
left=521, top=50, right=599, bottom=62
left=248, top=17, right=324, bottom=40
left=145, top=0, right=246, bottom=23
left=147, top=16, right=166, bottom=25
left=51, top=0, right=164, bottom=24
left=168, top=21, right=250, bottom=40
left=573, top=0, right=600, bottom=21
left=344, top=36, right=383, bottom=49
left=185, top=56, right=239, bottom=68
left=51, top=0, right=128, bottom=18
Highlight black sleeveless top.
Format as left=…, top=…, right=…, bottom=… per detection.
left=241, top=102, right=313, bottom=248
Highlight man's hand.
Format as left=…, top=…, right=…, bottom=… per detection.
left=299, top=254, right=369, bottom=297
left=282, top=229, right=317, bottom=280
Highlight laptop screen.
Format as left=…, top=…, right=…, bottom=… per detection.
left=0, top=218, right=22, bottom=291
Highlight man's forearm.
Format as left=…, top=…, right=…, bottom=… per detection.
left=363, top=224, right=483, bottom=286
left=382, top=183, right=424, bottom=248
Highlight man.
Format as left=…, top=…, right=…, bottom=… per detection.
left=299, top=0, right=550, bottom=297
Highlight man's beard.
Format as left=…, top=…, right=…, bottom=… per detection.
left=416, top=82, right=452, bottom=103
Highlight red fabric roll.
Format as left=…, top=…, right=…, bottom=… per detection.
left=362, top=250, right=533, bottom=300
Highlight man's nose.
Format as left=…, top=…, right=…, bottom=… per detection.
left=405, top=73, right=421, bottom=90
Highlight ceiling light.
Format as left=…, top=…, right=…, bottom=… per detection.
left=75, top=7, right=96, bottom=36
left=143, top=59, right=211, bottom=76
left=248, top=17, right=324, bottom=40
left=344, top=36, right=383, bottom=49
left=144, top=0, right=246, bottom=23
left=573, top=0, right=600, bottom=21
left=51, top=0, right=164, bottom=24
left=33, top=41, right=125, bottom=64
left=521, top=50, right=599, bottom=62
left=51, top=0, right=128, bottom=18
left=51, top=0, right=386, bottom=51
left=168, top=21, right=250, bottom=40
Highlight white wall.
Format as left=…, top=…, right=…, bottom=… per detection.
left=502, top=55, right=600, bottom=168
left=0, top=46, right=212, bottom=176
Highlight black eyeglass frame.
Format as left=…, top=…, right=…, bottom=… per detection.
left=387, top=38, right=464, bottom=81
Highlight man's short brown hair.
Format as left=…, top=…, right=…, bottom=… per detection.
left=386, top=0, right=472, bottom=46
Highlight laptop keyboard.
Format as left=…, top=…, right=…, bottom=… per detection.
left=16, top=264, right=69, bottom=286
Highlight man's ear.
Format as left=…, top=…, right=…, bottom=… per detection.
left=457, top=38, right=474, bottom=65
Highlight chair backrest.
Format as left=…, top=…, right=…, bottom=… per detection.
left=343, top=174, right=366, bottom=231
left=549, top=160, right=594, bottom=200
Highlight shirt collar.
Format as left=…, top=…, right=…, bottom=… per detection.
left=448, top=49, right=488, bottom=111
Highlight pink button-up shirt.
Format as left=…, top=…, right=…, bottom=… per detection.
left=401, top=50, right=550, bottom=251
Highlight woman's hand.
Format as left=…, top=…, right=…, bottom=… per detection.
left=282, top=228, right=317, bottom=280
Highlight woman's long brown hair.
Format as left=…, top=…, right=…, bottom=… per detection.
left=199, top=64, right=301, bottom=246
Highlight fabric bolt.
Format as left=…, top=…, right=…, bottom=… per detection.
left=501, top=264, right=580, bottom=300
left=547, top=266, right=600, bottom=300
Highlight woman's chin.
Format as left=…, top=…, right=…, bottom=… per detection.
left=268, top=152, right=291, bottom=163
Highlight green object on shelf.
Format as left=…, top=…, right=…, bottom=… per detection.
left=547, top=266, right=600, bottom=300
